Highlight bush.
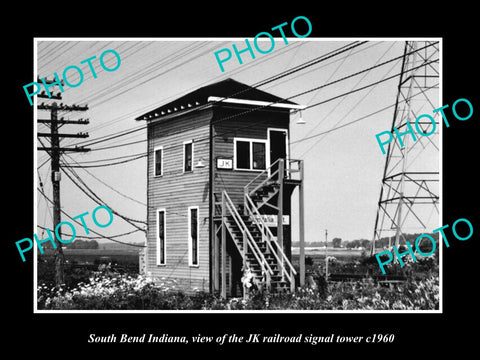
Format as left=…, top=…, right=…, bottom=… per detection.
left=38, top=273, right=439, bottom=311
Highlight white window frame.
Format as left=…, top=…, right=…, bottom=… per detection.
left=233, top=137, right=267, bottom=172
left=156, top=208, right=166, bottom=266
left=188, top=206, right=200, bottom=267
left=183, top=140, right=194, bottom=173
left=153, top=145, right=163, bottom=177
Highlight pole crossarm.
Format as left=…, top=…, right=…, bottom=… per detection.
left=37, top=146, right=91, bottom=152
left=38, top=118, right=90, bottom=125
left=38, top=104, right=88, bottom=111
left=38, top=132, right=89, bottom=138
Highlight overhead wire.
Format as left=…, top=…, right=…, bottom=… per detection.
left=65, top=41, right=308, bottom=148
left=293, top=41, right=399, bottom=154
left=289, top=82, right=439, bottom=145
left=74, top=40, right=433, bottom=153
left=36, top=224, right=142, bottom=241
left=69, top=41, right=367, bottom=150
left=59, top=45, right=438, bottom=168
left=62, top=153, right=147, bottom=207
left=60, top=163, right=147, bottom=228
left=38, top=40, right=389, bottom=155
left=37, top=186, right=145, bottom=248
left=57, top=42, right=204, bottom=112
left=57, top=41, right=308, bottom=151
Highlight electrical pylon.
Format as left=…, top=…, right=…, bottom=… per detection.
left=371, top=40, right=440, bottom=255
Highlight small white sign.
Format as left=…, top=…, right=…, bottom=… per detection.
left=251, top=214, right=290, bottom=227
left=216, top=158, right=233, bottom=169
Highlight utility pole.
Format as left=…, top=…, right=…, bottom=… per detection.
left=37, top=81, right=90, bottom=286
left=324, top=229, right=328, bottom=280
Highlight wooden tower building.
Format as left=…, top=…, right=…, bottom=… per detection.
left=136, top=78, right=305, bottom=298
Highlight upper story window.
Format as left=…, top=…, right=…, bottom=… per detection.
left=154, top=146, right=163, bottom=176
left=183, top=140, right=193, bottom=173
left=234, top=138, right=267, bottom=171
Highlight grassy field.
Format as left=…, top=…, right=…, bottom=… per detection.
left=38, top=248, right=140, bottom=289
left=292, top=247, right=364, bottom=256
left=291, top=247, right=365, bottom=271
left=39, top=248, right=140, bottom=266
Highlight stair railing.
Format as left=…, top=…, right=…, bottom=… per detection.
left=244, top=193, right=297, bottom=286
left=222, top=191, right=274, bottom=285
left=244, top=158, right=281, bottom=198
left=244, top=158, right=303, bottom=197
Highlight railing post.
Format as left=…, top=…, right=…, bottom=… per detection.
left=244, top=188, right=248, bottom=217
left=290, top=269, right=295, bottom=293
left=214, top=223, right=220, bottom=293
left=277, top=159, right=284, bottom=281
left=243, top=231, right=248, bottom=300
left=221, top=192, right=227, bottom=299
left=266, top=272, right=271, bottom=293
left=299, top=160, right=305, bottom=288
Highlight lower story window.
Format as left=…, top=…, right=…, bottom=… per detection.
left=156, top=209, right=166, bottom=265
left=188, top=206, right=199, bottom=266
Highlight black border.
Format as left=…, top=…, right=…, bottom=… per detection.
left=7, top=6, right=479, bottom=355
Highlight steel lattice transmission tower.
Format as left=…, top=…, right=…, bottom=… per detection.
left=371, top=40, right=440, bottom=255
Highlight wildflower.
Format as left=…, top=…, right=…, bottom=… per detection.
left=241, top=269, right=254, bottom=289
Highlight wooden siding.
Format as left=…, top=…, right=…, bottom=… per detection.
left=146, top=108, right=212, bottom=293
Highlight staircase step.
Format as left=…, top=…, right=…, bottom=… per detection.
left=246, top=252, right=276, bottom=260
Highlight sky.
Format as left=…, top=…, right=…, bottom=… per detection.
left=34, top=38, right=440, bottom=247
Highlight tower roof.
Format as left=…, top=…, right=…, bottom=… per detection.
left=135, top=78, right=299, bottom=121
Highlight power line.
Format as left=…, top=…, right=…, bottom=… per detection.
left=60, top=41, right=308, bottom=151
left=63, top=153, right=147, bottom=207
left=63, top=153, right=147, bottom=168
left=289, top=82, right=439, bottom=145
left=70, top=41, right=366, bottom=149
left=302, top=58, right=438, bottom=111
left=60, top=164, right=147, bottom=228
left=294, top=42, right=400, bottom=155
left=36, top=224, right=142, bottom=241
left=56, top=42, right=209, bottom=112
left=72, top=41, right=436, bottom=154
left=37, top=186, right=145, bottom=248
left=64, top=151, right=146, bottom=165
left=61, top=53, right=438, bottom=168
left=86, top=41, right=373, bottom=148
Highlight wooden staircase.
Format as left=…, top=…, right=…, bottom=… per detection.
left=219, top=158, right=303, bottom=296
left=223, top=212, right=291, bottom=293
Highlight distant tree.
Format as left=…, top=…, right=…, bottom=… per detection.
left=68, top=240, right=99, bottom=249
left=332, top=237, right=342, bottom=248
left=360, top=239, right=371, bottom=249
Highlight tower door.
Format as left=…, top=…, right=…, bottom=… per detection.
left=268, top=128, right=288, bottom=178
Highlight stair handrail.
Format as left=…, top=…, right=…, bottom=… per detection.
left=244, top=158, right=281, bottom=197
left=222, top=191, right=274, bottom=279
left=245, top=158, right=303, bottom=197
left=244, top=193, right=297, bottom=283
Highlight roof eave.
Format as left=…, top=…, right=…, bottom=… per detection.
left=207, top=96, right=306, bottom=110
